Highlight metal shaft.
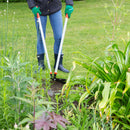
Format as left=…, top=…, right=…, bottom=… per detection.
left=37, top=13, right=52, bottom=75
left=54, top=15, right=68, bottom=75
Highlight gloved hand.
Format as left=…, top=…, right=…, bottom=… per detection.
left=32, top=7, right=41, bottom=17
left=65, top=5, right=74, bottom=18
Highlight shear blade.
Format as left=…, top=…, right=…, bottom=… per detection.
left=52, top=78, right=66, bottom=84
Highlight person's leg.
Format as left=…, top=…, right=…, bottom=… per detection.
left=49, top=10, right=69, bottom=73
left=35, top=16, right=47, bottom=70
left=49, top=10, right=63, bottom=54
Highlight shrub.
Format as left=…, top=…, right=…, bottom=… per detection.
left=75, top=41, right=130, bottom=129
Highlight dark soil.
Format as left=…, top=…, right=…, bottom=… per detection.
left=42, top=79, right=81, bottom=107
left=50, top=80, right=64, bottom=92
left=42, top=80, right=65, bottom=98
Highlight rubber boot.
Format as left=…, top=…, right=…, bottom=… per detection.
left=54, top=54, right=69, bottom=73
left=37, top=53, right=45, bottom=70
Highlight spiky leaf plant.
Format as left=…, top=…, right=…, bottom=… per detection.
left=75, top=41, right=130, bottom=129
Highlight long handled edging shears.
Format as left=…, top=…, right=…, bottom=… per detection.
left=37, top=12, right=69, bottom=84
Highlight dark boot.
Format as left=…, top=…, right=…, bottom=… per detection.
left=37, top=53, right=45, bottom=70
left=54, top=54, right=69, bottom=73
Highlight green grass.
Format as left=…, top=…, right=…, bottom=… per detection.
left=0, top=0, right=130, bottom=79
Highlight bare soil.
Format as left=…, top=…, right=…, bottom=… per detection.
left=42, top=80, right=65, bottom=98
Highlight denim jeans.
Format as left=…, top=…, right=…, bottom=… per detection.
left=35, top=10, right=63, bottom=55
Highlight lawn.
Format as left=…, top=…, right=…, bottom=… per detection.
left=0, top=0, right=130, bottom=129
left=0, top=0, right=129, bottom=79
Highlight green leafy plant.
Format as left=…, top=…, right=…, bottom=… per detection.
left=104, top=0, right=128, bottom=42
left=75, top=41, right=130, bottom=129
left=0, top=51, right=33, bottom=128
left=14, top=80, right=56, bottom=129
left=0, top=80, right=12, bottom=129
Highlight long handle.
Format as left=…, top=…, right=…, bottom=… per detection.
left=37, top=13, right=52, bottom=76
left=54, top=14, right=68, bottom=77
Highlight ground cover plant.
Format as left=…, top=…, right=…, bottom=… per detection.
left=0, top=0, right=130, bottom=129
left=74, top=40, right=130, bottom=129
